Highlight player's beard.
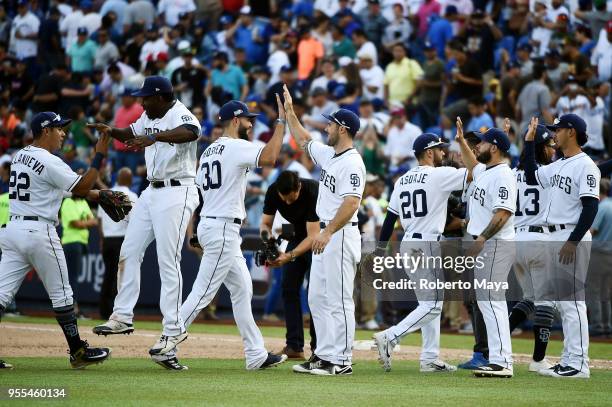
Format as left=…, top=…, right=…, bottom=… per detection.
left=238, top=122, right=250, bottom=140
left=476, top=149, right=491, bottom=164
left=327, top=130, right=338, bottom=147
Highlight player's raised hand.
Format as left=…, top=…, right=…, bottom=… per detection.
left=455, top=116, right=464, bottom=142
left=275, top=93, right=286, bottom=121
left=87, top=122, right=112, bottom=137
left=125, top=135, right=155, bottom=150
left=282, top=84, right=293, bottom=112
left=94, top=131, right=111, bottom=155
left=525, top=117, right=539, bottom=142
left=503, top=118, right=511, bottom=134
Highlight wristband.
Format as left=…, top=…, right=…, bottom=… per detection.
left=91, top=152, right=104, bottom=170
left=147, top=134, right=157, bottom=142
left=289, top=251, right=296, bottom=262
left=276, top=118, right=287, bottom=126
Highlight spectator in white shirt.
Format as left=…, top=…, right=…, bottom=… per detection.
left=267, top=41, right=291, bottom=85
left=358, top=50, right=385, bottom=100
left=583, top=82, right=608, bottom=157
left=10, top=1, right=40, bottom=60
left=554, top=77, right=590, bottom=118
left=94, top=28, right=119, bottom=70
left=303, top=87, right=339, bottom=132
left=384, top=106, right=422, bottom=170
left=139, top=25, right=169, bottom=71
left=352, top=28, right=378, bottom=65
left=590, top=22, right=612, bottom=82
left=310, top=57, right=343, bottom=92
left=157, top=0, right=196, bottom=28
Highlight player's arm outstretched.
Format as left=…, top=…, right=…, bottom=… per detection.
left=283, top=84, right=312, bottom=151
left=520, top=117, right=540, bottom=186
left=455, top=116, right=477, bottom=175
left=258, top=93, right=286, bottom=166
left=72, top=133, right=111, bottom=198
left=87, top=122, right=135, bottom=143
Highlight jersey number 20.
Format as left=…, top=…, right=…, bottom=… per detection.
left=201, top=160, right=222, bottom=191
left=400, top=189, right=428, bottom=219
left=8, top=171, right=30, bottom=201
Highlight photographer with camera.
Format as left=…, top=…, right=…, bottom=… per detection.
left=260, top=170, right=319, bottom=360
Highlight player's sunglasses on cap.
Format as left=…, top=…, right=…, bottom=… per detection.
left=476, top=128, right=511, bottom=152
left=218, top=100, right=259, bottom=121
left=132, top=75, right=173, bottom=97
left=322, top=109, right=360, bottom=135
left=31, top=112, right=72, bottom=135
left=413, top=133, right=449, bottom=154
left=545, top=113, right=586, bottom=134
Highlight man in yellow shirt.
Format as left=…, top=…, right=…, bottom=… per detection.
left=384, top=43, right=424, bottom=106
left=61, top=197, right=98, bottom=317
left=0, top=192, right=8, bottom=227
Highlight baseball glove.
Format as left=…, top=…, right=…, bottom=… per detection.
left=99, top=190, right=132, bottom=222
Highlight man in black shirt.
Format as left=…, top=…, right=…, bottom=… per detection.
left=261, top=170, right=319, bottom=359
left=31, top=64, right=69, bottom=113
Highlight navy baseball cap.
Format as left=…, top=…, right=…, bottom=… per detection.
left=423, top=41, right=435, bottom=50
left=132, top=76, right=173, bottom=97
left=77, top=27, right=88, bottom=36
left=413, top=133, right=450, bottom=155
left=218, top=100, right=258, bottom=121
left=524, top=124, right=553, bottom=144
left=546, top=113, right=587, bottom=135
left=31, top=112, right=72, bottom=136
left=322, top=109, right=360, bottom=135
left=477, top=128, right=511, bottom=151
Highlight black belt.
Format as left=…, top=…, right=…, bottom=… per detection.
left=548, top=224, right=566, bottom=233
left=151, top=179, right=181, bottom=188
left=517, top=226, right=545, bottom=233
left=10, top=215, right=39, bottom=221
left=206, top=216, right=241, bottom=225
left=411, top=233, right=441, bottom=241
left=320, top=222, right=358, bottom=229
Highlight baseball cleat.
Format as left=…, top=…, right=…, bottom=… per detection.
left=373, top=331, right=395, bottom=372
left=542, top=365, right=590, bottom=379
left=538, top=363, right=562, bottom=377
left=257, top=352, right=288, bottom=369
left=420, top=360, right=458, bottom=373
left=310, top=360, right=353, bottom=376
left=278, top=346, right=305, bottom=360
left=152, top=355, right=188, bottom=371
left=69, top=341, right=111, bottom=369
left=293, top=354, right=323, bottom=374
left=473, top=363, right=513, bottom=378
left=93, top=319, right=134, bottom=336
left=457, top=352, right=488, bottom=370
left=529, top=358, right=553, bottom=372
left=149, top=332, right=188, bottom=356
left=0, top=359, right=14, bottom=369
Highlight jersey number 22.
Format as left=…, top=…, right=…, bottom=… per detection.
left=8, top=171, right=30, bottom=201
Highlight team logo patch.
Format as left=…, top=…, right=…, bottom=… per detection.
left=350, top=174, right=360, bottom=187
left=181, top=115, right=193, bottom=123
left=586, top=174, right=596, bottom=188
left=498, top=186, right=508, bottom=200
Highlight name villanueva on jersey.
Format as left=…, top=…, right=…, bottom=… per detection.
left=369, top=252, right=509, bottom=292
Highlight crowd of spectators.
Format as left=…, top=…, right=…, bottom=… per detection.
left=0, top=0, right=610, bottom=328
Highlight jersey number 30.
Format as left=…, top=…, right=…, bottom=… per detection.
left=400, top=189, right=428, bottom=219
left=8, top=171, right=30, bottom=201
left=200, top=160, right=222, bottom=191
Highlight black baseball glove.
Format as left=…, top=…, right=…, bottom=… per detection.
left=99, top=190, right=132, bottom=222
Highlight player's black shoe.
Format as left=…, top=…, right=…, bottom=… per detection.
left=258, top=352, right=288, bottom=369
left=153, top=356, right=188, bottom=371
left=293, top=354, right=323, bottom=374
left=473, top=363, right=513, bottom=378
left=0, top=359, right=14, bottom=369
left=310, top=360, right=353, bottom=376
left=69, top=341, right=111, bottom=369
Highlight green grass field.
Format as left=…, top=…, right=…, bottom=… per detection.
left=2, top=316, right=611, bottom=406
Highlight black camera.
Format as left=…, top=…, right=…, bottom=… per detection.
left=254, top=230, right=280, bottom=266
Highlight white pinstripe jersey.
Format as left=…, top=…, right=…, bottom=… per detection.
left=534, top=152, right=600, bottom=225
left=307, top=140, right=366, bottom=223
left=129, top=100, right=200, bottom=181
left=388, top=166, right=468, bottom=235
left=467, top=163, right=517, bottom=240
left=8, top=145, right=81, bottom=223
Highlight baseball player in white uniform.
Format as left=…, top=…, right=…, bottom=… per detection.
left=510, top=124, right=557, bottom=372
left=167, top=99, right=287, bottom=370
left=372, top=133, right=469, bottom=373
left=283, top=85, right=366, bottom=376
left=0, top=112, right=112, bottom=369
left=90, top=76, right=201, bottom=366
left=456, top=123, right=517, bottom=378
left=523, top=115, right=600, bottom=378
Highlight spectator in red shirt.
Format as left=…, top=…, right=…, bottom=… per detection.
left=112, top=88, right=144, bottom=173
